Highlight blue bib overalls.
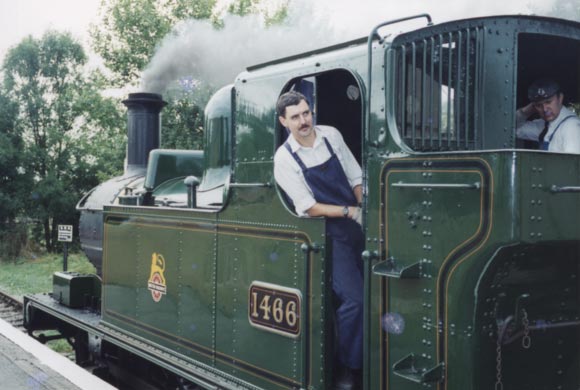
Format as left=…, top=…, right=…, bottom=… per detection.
left=285, top=138, right=364, bottom=369
left=540, top=115, right=575, bottom=150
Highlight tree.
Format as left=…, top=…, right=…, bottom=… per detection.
left=91, top=0, right=289, bottom=89
left=91, top=0, right=289, bottom=152
left=91, top=0, right=217, bottom=87
left=0, top=89, right=30, bottom=259
left=72, top=70, right=126, bottom=182
left=225, top=0, right=288, bottom=26
left=0, top=90, right=21, bottom=224
left=162, top=94, right=205, bottom=150
left=90, top=0, right=223, bottom=151
left=2, top=31, right=125, bottom=252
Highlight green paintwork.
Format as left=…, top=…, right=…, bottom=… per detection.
left=24, top=14, right=580, bottom=390
left=145, top=149, right=204, bottom=190
left=367, top=151, right=580, bottom=389
left=101, top=205, right=327, bottom=389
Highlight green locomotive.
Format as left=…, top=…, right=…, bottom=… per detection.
left=24, top=14, right=580, bottom=389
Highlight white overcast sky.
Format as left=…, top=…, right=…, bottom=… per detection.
left=0, top=0, right=101, bottom=63
left=0, top=0, right=556, bottom=66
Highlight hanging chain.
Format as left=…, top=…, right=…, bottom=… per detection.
left=495, top=323, right=504, bottom=390
left=495, top=335, right=503, bottom=390
left=521, top=309, right=531, bottom=349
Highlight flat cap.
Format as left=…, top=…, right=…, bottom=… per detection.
left=528, top=78, right=560, bottom=102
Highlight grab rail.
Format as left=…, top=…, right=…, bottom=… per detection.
left=229, top=182, right=272, bottom=188
left=550, top=185, right=580, bottom=193
left=391, top=181, right=481, bottom=190
left=366, top=14, right=433, bottom=148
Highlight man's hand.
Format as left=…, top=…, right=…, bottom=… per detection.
left=349, top=206, right=362, bottom=226
left=518, top=103, right=535, bottom=118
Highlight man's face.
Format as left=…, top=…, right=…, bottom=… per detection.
left=533, top=93, right=564, bottom=122
left=279, top=99, right=314, bottom=142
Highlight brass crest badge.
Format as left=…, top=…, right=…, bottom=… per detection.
left=148, top=253, right=167, bottom=302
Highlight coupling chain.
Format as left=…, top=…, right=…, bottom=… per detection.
left=495, top=322, right=503, bottom=390
left=521, top=309, right=531, bottom=349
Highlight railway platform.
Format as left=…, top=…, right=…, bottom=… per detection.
left=0, top=317, right=116, bottom=390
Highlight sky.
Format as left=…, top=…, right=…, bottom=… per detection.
left=0, top=0, right=101, bottom=63
left=0, top=0, right=557, bottom=82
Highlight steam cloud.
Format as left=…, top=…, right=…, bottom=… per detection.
left=140, top=3, right=350, bottom=94
left=140, top=0, right=546, bottom=94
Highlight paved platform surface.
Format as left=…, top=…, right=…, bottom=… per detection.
left=0, top=318, right=117, bottom=390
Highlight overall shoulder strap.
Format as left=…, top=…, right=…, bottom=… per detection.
left=322, top=137, right=336, bottom=156
left=284, top=142, right=308, bottom=171
left=546, top=115, right=576, bottom=143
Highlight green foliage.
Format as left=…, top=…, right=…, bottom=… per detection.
left=0, top=90, right=28, bottom=226
left=91, top=0, right=289, bottom=155
left=227, top=0, right=260, bottom=16
left=91, top=0, right=289, bottom=87
left=90, top=0, right=218, bottom=87
left=91, top=0, right=171, bottom=86
left=2, top=31, right=125, bottom=252
left=73, top=71, right=125, bottom=181
left=162, top=97, right=205, bottom=150
left=160, top=83, right=212, bottom=150
left=0, top=83, right=32, bottom=260
left=226, top=0, right=288, bottom=26
left=264, top=2, right=289, bottom=27
left=0, top=224, right=27, bottom=261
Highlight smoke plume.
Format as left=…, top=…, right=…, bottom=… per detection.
left=140, top=3, right=345, bottom=93
left=141, top=0, right=545, bottom=94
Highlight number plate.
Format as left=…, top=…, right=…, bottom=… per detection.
left=248, top=281, right=302, bottom=338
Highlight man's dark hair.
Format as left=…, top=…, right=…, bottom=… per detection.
left=276, top=91, right=308, bottom=117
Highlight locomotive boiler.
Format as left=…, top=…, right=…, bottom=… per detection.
left=24, top=14, right=580, bottom=390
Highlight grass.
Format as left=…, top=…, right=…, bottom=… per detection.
left=0, top=252, right=96, bottom=297
left=0, top=251, right=97, bottom=354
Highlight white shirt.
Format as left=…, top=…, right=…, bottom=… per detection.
left=516, top=106, right=580, bottom=154
left=274, top=125, right=362, bottom=216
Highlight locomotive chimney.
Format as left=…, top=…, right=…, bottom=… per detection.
left=122, top=92, right=167, bottom=175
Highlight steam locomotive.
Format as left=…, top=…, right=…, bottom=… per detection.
left=23, top=14, right=580, bottom=389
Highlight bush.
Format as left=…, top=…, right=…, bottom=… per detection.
left=0, top=223, right=27, bottom=261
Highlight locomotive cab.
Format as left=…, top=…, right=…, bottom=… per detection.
left=378, top=15, right=580, bottom=390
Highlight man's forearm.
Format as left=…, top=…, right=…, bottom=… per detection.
left=305, top=185, right=363, bottom=218
left=306, top=203, right=359, bottom=218
left=353, top=185, right=362, bottom=204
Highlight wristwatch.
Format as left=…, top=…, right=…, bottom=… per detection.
left=342, top=206, right=349, bottom=218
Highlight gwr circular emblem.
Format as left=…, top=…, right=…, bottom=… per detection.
left=147, top=253, right=167, bottom=302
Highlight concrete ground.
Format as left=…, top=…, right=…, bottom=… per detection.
left=0, top=318, right=117, bottom=390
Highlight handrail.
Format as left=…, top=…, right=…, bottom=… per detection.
left=229, top=182, right=271, bottom=188
left=550, top=185, right=580, bottom=193
left=391, top=181, right=481, bottom=190
left=365, top=14, right=433, bottom=147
